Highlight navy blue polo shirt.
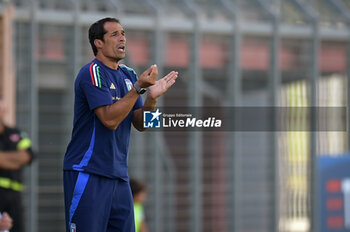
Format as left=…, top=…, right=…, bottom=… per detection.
left=63, top=59, right=143, bottom=180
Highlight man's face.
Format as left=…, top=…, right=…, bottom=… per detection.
left=99, top=21, right=126, bottom=62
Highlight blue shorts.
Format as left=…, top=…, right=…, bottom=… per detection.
left=64, top=171, right=135, bottom=232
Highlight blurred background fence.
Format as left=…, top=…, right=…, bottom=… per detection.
left=0, top=0, right=349, bottom=231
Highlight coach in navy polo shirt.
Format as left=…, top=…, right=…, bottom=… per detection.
left=63, top=17, right=178, bottom=232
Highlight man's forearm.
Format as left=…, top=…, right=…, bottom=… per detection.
left=95, top=87, right=141, bottom=130
left=0, top=156, right=20, bottom=170
left=143, top=95, right=158, bottom=111
left=132, top=95, right=158, bottom=131
left=0, top=150, right=30, bottom=170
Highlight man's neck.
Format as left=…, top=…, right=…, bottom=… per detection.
left=95, top=55, right=119, bottom=70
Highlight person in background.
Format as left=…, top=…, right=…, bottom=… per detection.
left=130, top=178, right=148, bottom=232
left=0, top=98, right=34, bottom=232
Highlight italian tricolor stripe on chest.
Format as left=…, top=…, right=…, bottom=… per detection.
left=89, top=62, right=101, bottom=88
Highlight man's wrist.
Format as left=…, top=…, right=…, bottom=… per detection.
left=136, top=80, right=147, bottom=88
left=134, top=82, right=147, bottom=95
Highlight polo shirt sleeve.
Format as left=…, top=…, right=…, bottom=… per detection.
left=80, top=65, right=113, bottom=110
left=15, top=129, right=34, bottom=162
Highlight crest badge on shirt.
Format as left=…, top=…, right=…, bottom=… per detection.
left=9, top=133, right=20, bottom=142
left=70, top=223, right=76, bottom=232
left=124, top=79, right=133, bottom=91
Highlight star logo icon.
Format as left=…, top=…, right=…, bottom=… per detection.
left=143, top=109, right=162, bottom=128
left=150, top=109, right=162, bottom=122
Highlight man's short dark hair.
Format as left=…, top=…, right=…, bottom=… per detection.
left=88, top=17, right=120, bottom=56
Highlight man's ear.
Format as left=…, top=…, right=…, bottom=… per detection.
left=94, top=39, right=104, bottom=50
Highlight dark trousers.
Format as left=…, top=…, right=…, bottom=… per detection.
left=64, top=171, right=135, bottom=232
left=0, top=188, right=23, bottom=232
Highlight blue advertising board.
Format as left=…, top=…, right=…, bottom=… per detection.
left=319, top=155, right=350, bottom=232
